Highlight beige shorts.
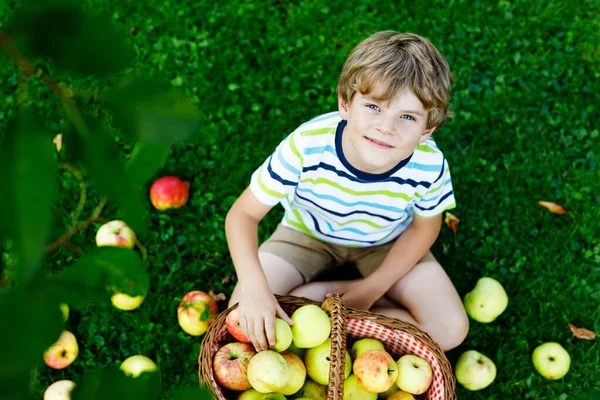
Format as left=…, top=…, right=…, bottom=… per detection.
left=258, top=224, right=434, bottom=283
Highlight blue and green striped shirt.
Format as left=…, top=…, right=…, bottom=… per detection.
left=250, top=112, right=456, bottom=247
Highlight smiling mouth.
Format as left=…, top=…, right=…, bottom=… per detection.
left=365, top=136, right=395, bottom=149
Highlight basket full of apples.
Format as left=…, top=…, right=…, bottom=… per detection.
left=198, top=295, right=455, bottom=400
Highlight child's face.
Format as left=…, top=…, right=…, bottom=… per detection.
left=338, top=88, right=435, bottom=174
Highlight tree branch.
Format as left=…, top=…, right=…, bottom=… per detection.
left=59, top=163, right=87, bottom=228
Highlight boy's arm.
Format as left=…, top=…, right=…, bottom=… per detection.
left=330, top=213, right=442, bottom=309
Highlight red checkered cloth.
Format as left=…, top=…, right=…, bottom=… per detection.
left=206, top=319, right=446, bottom=400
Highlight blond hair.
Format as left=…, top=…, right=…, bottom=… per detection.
left=337, top=31, right=452, bottom=129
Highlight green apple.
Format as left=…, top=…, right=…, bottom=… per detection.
left=270, top=318, right=293, bottom=352
left=120, top=355, right=158, bottom=378
left=378, top=383, right=398, bottom=399
left=343, top=374, right=377, bottom=400
left=354, top=350, right=398, bottom=393
left=350, top=338, right=385, bottom=361
left=291, top=305, right=331, bottom=348
left=304, top=338, right=351, bottom=385
left=259, top=394, right=286, bottom=400
left=395, top=355, right=432, bottom=395
left=290, top=378, right=327, bottom=400
left=287, top=341, right=306, bottom=360
left=247, top=350, right=290, bottom=393
left=463, top=277, right=508, bottom=323
left=454, top=350, right=496, bottom=391
left=59, top=303, right=69, bottom=322
left=532, top=342, right=570, bottom=380
left=237, top=389, right=263, bottom=400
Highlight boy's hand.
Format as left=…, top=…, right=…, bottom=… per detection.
left=238, top=288, right=293, bottom=352
left=326, top=280, right=380, bottom=311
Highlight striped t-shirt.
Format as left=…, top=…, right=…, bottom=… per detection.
left=250, top=112, right=456, bottom=247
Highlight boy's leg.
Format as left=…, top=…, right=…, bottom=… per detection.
left=365, top=252, right=469, bottom=351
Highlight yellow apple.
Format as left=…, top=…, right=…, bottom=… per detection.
left=291, top=305, right=331, bottom=348
left=43, top=330, right=79, bottom=369
left=95, top=220, right=136, bottom=248
left=532, top=342, right=570, bottom=380
left=454, top=350, right=496, bottom=391
left=177, top=290, right=219, bottom=336
left=120, top=355, right=158, bottom=378
left=343, top=374, right=377, bottom=400
left=111, top=292, right=145, bottom=311
left=278, top=351, right=307, bottom=395
left=387, top=390, right=415, bottom=400
left=304, top=338, right=351, bottom=385
left=353, top=350, right=398, bottom=393
left=247, top=350, right=290, bottom=393
left=395, top=354, right=432, bottom=395
left=44, top=380, right=76, bottom=400
left=270, top=318, right=293, bottom=352
left=463, top=277, right=508, bottom=323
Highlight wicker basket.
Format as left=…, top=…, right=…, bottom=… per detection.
left=198, top=294, right=455, bottom=400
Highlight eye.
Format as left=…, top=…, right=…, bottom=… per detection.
left=401, top=115, right=415, bottom=121
left=367, top=104, right=380, bottom=111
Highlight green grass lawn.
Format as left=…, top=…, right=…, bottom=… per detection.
left=1, top=0, right=600, bottom=399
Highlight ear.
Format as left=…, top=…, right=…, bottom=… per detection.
left=418, top=126, right=437, bottom=143
left=337, top=92, right=349, bottom=119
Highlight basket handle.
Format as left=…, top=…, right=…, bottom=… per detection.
left=321, top=293, right=346, bottom=400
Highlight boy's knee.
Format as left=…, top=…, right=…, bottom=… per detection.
left=435, top=309, right=469, bottom=351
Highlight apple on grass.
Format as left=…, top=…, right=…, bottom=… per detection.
left=454, top=350, right=496, bottom=391
left=177, top=290, right=219, bottom=336
left=532, top=342, right=570, bottom=380
left=304, top=338, right=351, bottom=386
left=150, top=176, right=190, bottom=210
left=44, top=380, right=76, bottom=400
left=395, top=354, right=433, bottom=395
left=95, top=220, right=136, bottom=249
left=226, top=308, right=251, bottom=343
left=350, top=338, right=385, bottom=361
left=247, top=350, right=290, bottom=393
left=278, top=351, right=307, bottom=395
left=44, top=330, right=79, bottom=369
left=120, top=355, right=158, bottom=378
left=343, top=374, right=377, bottom=400
left=353, top=349, right=398, bottom=393
left=213, top=342, right=256, bottom=391
left=111, top=291, right=146, bottom=311
left=463, top=277, right=508, bottom=323
left=59, top=303, right=69, bottom=322
left=291, top=305, right=331, bottom=348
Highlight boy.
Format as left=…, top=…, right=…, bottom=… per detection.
left=226, top=31, right=468, bottom=352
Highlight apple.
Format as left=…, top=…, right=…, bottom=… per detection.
left=271, top=318, right=293, bottom=352
left=120, top=355, right=158, bottom=378
left=278, top=351, right=307, bottom=395
left=454, top=350, right=496, bottom=391
left=463, top=277, right=508, bottom=323
left=378, top=383, right=398, bottom=399
left=177, top=290, right=219, bottom=336
left=304, top=338, right=351, bottom=385
left=259, top=394, right=286, bottom=400
left=353, top=350, right=398, bottom=393
left=95, top=220, right=136, bottom=248
left=532, top=342, right=570, bottom=380
left=287, top=342, right=306, bottom=360
left=44, top=380, right=76, bottom=400
left=291, top=305, right=331, bottom=348
left=237, top=389, right=263, bottom=400
left=343, top=374, right=377, bottom=400
left=350, top=338, right=385, bottom=361
left=43, top=330, right=79, bottom=369
left=291, top=378, right=328, bottom=400
left=150, top=176, right=189, bottom=210
left=213, top=342, right=256, bottom=391
left=387, top=390, right=415, bottom=400
left=226, top=308, right=251, bottom=343
left=395, top=354, right=433, bottom=395
left=247, top=350, right=290, bottom=393
left=59, top=303, right=69, bottom=322
left=111, top=292, right=145, bottom=311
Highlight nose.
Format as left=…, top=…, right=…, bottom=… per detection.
left=376, top=115, right=395, bottom=136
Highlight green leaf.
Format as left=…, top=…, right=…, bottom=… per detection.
left=50, top=247, right=149, bottom=309
left=71, top=367, right=161, bottom=400
left=6, top=0, right=136, bottom=77
left=80, top=116, right=148, bottom=234
left=0, top=110, right=58, bottom=282
left=0, top=285, right=63, bottom=390
left=172, top=386, right=214, bottom=400
left=105, top=77, right=203, bottom=143
left=126, top=141, right=171, bottom=188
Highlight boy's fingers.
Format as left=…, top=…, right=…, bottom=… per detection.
left=276, top=304, right=293, bottom=325
left=264, top=315, right=276, bottom=347
left=254, top=320, right=267, bottom=351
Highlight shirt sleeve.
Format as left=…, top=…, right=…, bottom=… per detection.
left=249, top=130, right=303, bottom=206
left=413, top=157, right=456, bottom=217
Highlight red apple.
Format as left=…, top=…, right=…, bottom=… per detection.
left=353, top=350, right=399, bottom=393
left=226, top=308, right=251, bottom=343
left=150, top=176, right=189, bottom=210
left=43, top=331, right=79, bottom=370
left=213, top=342, right=257, bottom=391
left=177, top=290, right=219, bottom=336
